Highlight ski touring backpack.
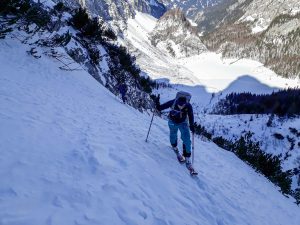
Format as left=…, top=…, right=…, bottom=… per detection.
left=169, top=91, right=192, bottom=121
left=171, top=91, right=192, bottom=109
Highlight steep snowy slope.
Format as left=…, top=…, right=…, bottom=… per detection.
left=1, top=37, right=300, bottom=224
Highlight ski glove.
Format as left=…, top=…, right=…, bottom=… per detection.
left=155, top=103, right=161, bottom=111
left=190, top=125, right=195, bottom=133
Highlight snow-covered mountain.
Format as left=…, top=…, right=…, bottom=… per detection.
left=196, top=0, right=300, bottom=33
left=158, top=0, right=223, bottom=18
left=239, top=0, right=300, bottom=33
left=51, top=0, right=300, bottom=78
left=198, top=0, right=300, bottom=78
left=149, top=8, right=207, bottom=57
left=124, top=11, right=299, bottom=91
left=2, top=27, right=300, bottom=225
left=53, top=0, right=166, bottom=29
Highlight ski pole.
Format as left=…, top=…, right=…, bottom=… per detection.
left=192, top=133, right=195, bottom=165
left=145, top=112, right=155, bottom=142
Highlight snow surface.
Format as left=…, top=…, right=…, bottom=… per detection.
left=197, top=114, right=300, bottom=186
left=1, top=36, right=300, bottom=225
left=126, top=12, right=300, bottom=92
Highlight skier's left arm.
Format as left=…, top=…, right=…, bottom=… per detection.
left=187, top=104, right=195, bottom=133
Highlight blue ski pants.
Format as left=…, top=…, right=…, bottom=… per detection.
left=168, top=120, right=191, bottom=154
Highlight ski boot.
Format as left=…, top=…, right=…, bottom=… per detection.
left=185, top=157, right=198, bottom=176
left=172, top=146, right=185, bottom=163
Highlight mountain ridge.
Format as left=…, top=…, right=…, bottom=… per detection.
left=149, top=8, right=207, bottom=57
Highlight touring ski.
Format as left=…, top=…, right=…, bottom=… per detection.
left=186, top=164, right=198, bottom=176
left=171, top=147, right=198, bottom=175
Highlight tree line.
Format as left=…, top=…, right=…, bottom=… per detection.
left=213, top=89, right=300, bottom=117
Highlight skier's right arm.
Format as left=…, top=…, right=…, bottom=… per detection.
left=157, top=100, right=175, bottom=111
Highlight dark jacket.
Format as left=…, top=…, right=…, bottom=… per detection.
left=159, top=99, right=194, bottom=125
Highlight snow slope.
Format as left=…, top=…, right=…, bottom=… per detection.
left=1, top=38, right=300, bottom=224
left=196, top=114, right=300, bottom=188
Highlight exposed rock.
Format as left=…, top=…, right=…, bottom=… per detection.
left=150, top=8, right=207, bottom=57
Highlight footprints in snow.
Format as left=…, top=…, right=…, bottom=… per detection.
left=67, top=149, right=100, bottom=175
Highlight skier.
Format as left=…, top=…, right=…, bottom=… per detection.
left=118, top=83, right=127, bottom=104
left=156, top=92, right=195, bottom=171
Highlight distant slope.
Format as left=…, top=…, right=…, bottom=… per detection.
left=55, top=0, right=166, bottom=25
left=199, top=0, right=300, bottom=78
left=1, top=35, right=300, bottom=225
left=125, top=12, right=300, bottom=93
left=158, top=0, right=223, bottom=18
left=149, top=8, right=207, bottom=57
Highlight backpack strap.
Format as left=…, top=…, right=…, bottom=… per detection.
left=171, top=99, right=176, bottom=110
